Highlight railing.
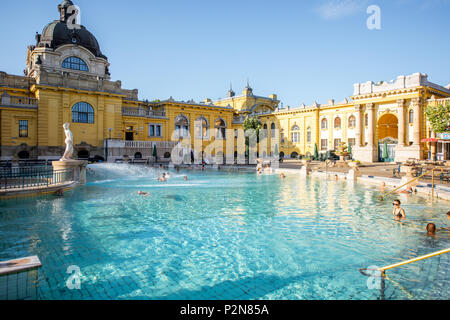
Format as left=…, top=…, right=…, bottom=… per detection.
left=380, top=168, right=441, bottom=200
left=0, top=169, right=74, bottom=190
left=377, top=248, right=450, bottom=276
left=0, top=166, right=53, bottom=178
left=427, top=97, right=450, bottom=106
left=106, top=140, right=177, bottom=149
left=122, top=107, right=166, bottom=118
left=0, top=94, right=38, bottom=108
left=125, top=141, right=154, bottom=149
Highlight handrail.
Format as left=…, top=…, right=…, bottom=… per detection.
left=378, top=248, right=450, bottom=276
left=380, top=168, right=441, bottom=200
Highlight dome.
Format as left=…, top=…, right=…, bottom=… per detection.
left=36, top=1, right=107, bottom=60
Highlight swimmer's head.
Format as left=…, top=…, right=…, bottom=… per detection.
left=426, top=223, right=437, bottom=235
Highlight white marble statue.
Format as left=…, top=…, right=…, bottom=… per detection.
left=61, top=123, right=74, bottom=161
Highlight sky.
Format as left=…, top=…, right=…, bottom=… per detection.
left=1, top=0, right=449, bottom=107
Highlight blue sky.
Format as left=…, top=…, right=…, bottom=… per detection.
left=1, top=0, right=449, bottom=107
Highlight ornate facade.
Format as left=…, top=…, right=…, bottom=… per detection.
left=1, top=1, right=449, bottom=163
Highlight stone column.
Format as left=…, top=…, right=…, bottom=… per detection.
left=366, top=103, right=375, bottom=147
left=397, top=99, right=406, bottom=146
left=354, top=104, right=362, bottom=147
left=431, top=131, right=437, bottom=161
left=412, top=98, right=422, bottom=146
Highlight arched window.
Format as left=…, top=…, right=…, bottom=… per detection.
left=348, top=115, right=356, bottom=129
left=271, top=123, right=276, bottom=138
left=291, top=125, right=300, bottom=143
left=321, top=118, right=328, bottom=130
left=334, top=117, right=342, bottom=129
left=195, top=117, right=209, bottom=139
left=134, top=152, right=142, bottom=159
left=72, top=102, right=94, bottom=124
left=307, top=127, right=312, bottom=143
left=175, top=115, right=189, bottom=137
left=62, top=56, right=88, bottom=71
left=263, top=124, right=268, bottom=130
left=215, top=118, right=226, bottom=139
left=164, top=152, right=171, bottom=159
left=409, top=110, right=414, bottom=124
left=291, top=152, right=299, bottom=159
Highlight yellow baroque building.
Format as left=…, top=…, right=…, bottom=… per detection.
left=1, top=1, right=449, bottom=163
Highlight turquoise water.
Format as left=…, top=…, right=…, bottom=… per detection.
left=0, top=164, right=449, bottom=300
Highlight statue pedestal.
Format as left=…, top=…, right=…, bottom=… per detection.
left=52, top=160, right=88, bottom=185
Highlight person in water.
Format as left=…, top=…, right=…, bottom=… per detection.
left=184, top=176, right=188, bottom=181
left=158, top=173, right=167, bottom=182
left=280, top=173, right=286, bottom=179
left=392, top=199, right=406, bottom=219
left=138, top=191, right=150, bottom=196
left=397, top=185, right=413, bottom=194
left=380, top=182, right=387, bottom=193
left=447, top=211, right=450, bottom=221
left=426, top=223, right=437, bottom=236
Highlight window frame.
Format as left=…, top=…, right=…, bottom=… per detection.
left=409, top=109, right=414, bottom=124
left=334, top=139, right=342, bottom=150
left=334, top=117, right=342, bottom=129
left=291, top=125, right=300, bottom=143
left=19, top=120, right=29, bottom=138
left=348, top=115, right=356, bottom=129
left=214, top=118, right=227, bottom=140
left=72, top=102, right=95, bottom=124
left=62, top=56, right=89, bottom=72
left=321, top=118, right=328, bottom=130
left=321, top=139, right=328, bottom=151
left=175, top=115, right=190, bottom=137
left=148, top=124, right=163, bottom=137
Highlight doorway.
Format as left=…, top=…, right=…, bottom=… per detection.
left=125, top=132, right=134, bottom=141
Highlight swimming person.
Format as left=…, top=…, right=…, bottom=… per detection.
left=380, top=182, right=386, bottom=192
left=447, top=211, right=450, bottom=221
left=158, top=173, right=167, bottom=182
left=280, top=173, right=286, bottom=179
left=426, top=223, right=437, bottom=236
left=334, top=175, right=339, bottom=181
left=392, top=200, right=406, bottom=219
left=184, top=176, right=188, bottom=181
left=397, top=185, right=413, bottom=194
left=137, top=191, right=151, bottom=196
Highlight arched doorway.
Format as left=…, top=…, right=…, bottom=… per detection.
left=78, top=150, right=90, bottom=159
left=17, top=151, right=30, bottom=159
left=377, top=114, right=398, bottom=163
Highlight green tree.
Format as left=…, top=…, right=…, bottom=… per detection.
left=425, top=102, right=450, bottom=133
left=243, top=116, right=262, bottom=137
left=314, top=143, right=319, bottom=161
left=243, top=116, right=262, bottom=158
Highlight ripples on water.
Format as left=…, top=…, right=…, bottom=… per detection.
left=0, top=164, right=448, bottom=300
